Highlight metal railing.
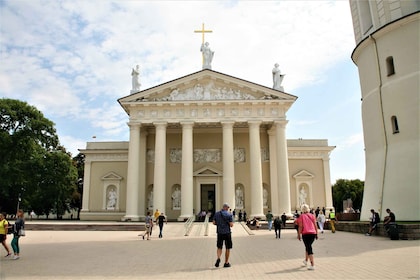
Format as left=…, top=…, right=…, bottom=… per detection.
left=204, top=214, right=210, bottom=236
left=184, top=216, right=195, bottom=236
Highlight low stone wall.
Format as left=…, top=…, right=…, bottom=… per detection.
left=24, top=222, right=143, bottom=231
left=326, top=221, right=420, bottom=240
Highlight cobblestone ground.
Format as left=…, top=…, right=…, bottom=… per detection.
left=0, top=222, right=419, bottom=280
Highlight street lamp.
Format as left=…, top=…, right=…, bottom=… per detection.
left=17, top=193, right=21, bottom=213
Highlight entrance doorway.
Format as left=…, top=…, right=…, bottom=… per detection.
left=201, top=184, right=215, bottom=219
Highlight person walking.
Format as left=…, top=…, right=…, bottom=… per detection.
left=297, top=204, right=318, bottom=270
left=11, top=209, right=25, bottom=260
left=0, top=213, right=12, bottom=257
left=212, top=203, right=234, bottom=268
left=329, top=209, right=336, bottom=233
left=266, top=210, right=273, bottom=231
left=140, top=212, right=153, bottom=240
left=273, top=216, right=282, bottom=239
left=152, top=209, right=160, bottom=236
left=156, top=212, right=167, bottom=238
left=294, top=213, right=300, bottom=239
left=281, top=213, right=287, bottom=228
left=317, top=211, right=326, bottom=233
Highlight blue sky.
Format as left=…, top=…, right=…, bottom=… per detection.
left=0, top=0, right=364, bottom=183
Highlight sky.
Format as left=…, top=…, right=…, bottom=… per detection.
left=0, top=0, right=365, bottom=183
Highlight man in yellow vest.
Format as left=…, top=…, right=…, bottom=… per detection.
left=329, top=210, right=336, bottom=233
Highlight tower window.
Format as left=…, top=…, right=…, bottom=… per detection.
left=391, top=116, right=399, bottom=134
left=386, top=56, right=395, bottom=76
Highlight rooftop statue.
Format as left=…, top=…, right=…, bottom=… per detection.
left=201, top=42, right=214, bottom=70
left=131, top=65, right=141, bottom=93
left=272, top=63, right=285, bottom=91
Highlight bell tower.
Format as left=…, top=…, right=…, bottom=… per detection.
left=349, top=1, right=419, bottom=221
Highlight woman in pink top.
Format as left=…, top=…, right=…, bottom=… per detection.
left=298, top=204, right=318, bottom=270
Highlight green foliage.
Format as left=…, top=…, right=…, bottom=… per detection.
left=27, top=151, right=78, bottom=217
left=70, top=153, right=85, bottom=219
left=332, top=179, right=364, bottom=213
left=0, top=98, right=77, bottom=218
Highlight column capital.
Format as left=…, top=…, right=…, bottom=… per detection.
left=273, top=119, right=289, bottom=129
left=153, top=121, right=167, bottom=128
left=127, top=121, right=141, bottom=128
left=180, top=121, right=195, bottom=128
left=221, top=121, right=235, bottom=128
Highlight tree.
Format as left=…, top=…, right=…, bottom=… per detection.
left=27, top=150, right=78, bottom=218
left=332, top=179, right=364, bottom=213
left=0, top=98, right=77, bottom=217
left=70, top=153, right=85, bottom=219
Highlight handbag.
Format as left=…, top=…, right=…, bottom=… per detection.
left=18, top=229, right=25, bottom=236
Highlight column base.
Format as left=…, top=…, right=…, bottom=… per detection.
left=121, top=215, right=143, bottom=222
left=177, top=215, right=194, bottom=222
left=250, top=214, right=266, bottom=220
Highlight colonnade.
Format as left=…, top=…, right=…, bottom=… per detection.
left=123, top=120, right=291, bottom=221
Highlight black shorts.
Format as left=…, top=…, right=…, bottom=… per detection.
left=217, top=233, right=232, bottom=249
left=0, top=234, right=5, bottom=242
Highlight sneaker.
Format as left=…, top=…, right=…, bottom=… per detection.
left=308, top=266, right=315, bottom=270
left=215, top=258, right=221, bottom=267
left=365, top=233, right=371, bottom=236
left=4, top=253, right=11, bottom=258
left=223, top=263, right=231, bottom=268
left=12, top=255, right=19, bottom=260
left=302, top=260, right=307, bottom=267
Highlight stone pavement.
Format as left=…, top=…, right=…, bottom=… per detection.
left=0, top=222, right=419, bottom=280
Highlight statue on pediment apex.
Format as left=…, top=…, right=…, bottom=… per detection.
left=201, top=42, right=214, bottom=69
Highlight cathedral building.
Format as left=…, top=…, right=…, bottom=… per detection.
left=80, top=52, right=335, bottom=221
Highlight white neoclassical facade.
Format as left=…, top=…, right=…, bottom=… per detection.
left=80, top=69, right=335, bottom=221
left=350, top=1, right=419, bottom=221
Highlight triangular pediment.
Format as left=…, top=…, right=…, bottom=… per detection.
left=293, top=170, right=315, bottom=179
left=119, top=69, right=296, bottom=111
left=194, top=166, right=223, bottom=177
left=101, top=171, right=123, bottom=181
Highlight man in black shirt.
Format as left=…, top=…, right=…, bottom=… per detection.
left=157, top=212, right=167, bottom=238
left=383, top=208, right=396, bottom=235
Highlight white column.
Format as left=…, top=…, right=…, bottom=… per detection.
left=138, top=130, right=147, bottom=220
left=179, top=121, right=194, bottom=221
left=81, top=159, right=91, bottom=212
left=222, top=121, right=235, bottom=210
left=275, top=120, right=292, bottom=215
left=124, top=122, right=141, bottom=221
left=249, top=121, right=264, bottom=218
left=268, top=128, right=280, bottom=216
left=323, top=153, right=334, bottom=209
left=153, top=122, right=167, bottom=214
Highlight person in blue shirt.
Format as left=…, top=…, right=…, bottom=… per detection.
left=212, top=203, right=233, bottom=268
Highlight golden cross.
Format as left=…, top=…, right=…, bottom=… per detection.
left=194, top=23, right=213, bottom=64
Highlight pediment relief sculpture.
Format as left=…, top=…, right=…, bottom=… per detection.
left=133, top=81, right=282, bottom=102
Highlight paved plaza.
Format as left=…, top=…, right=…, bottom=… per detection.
left=0, top=222, right=419, bottom=280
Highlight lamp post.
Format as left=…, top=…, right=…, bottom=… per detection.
left=17, top=193, right=21, bottom=213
